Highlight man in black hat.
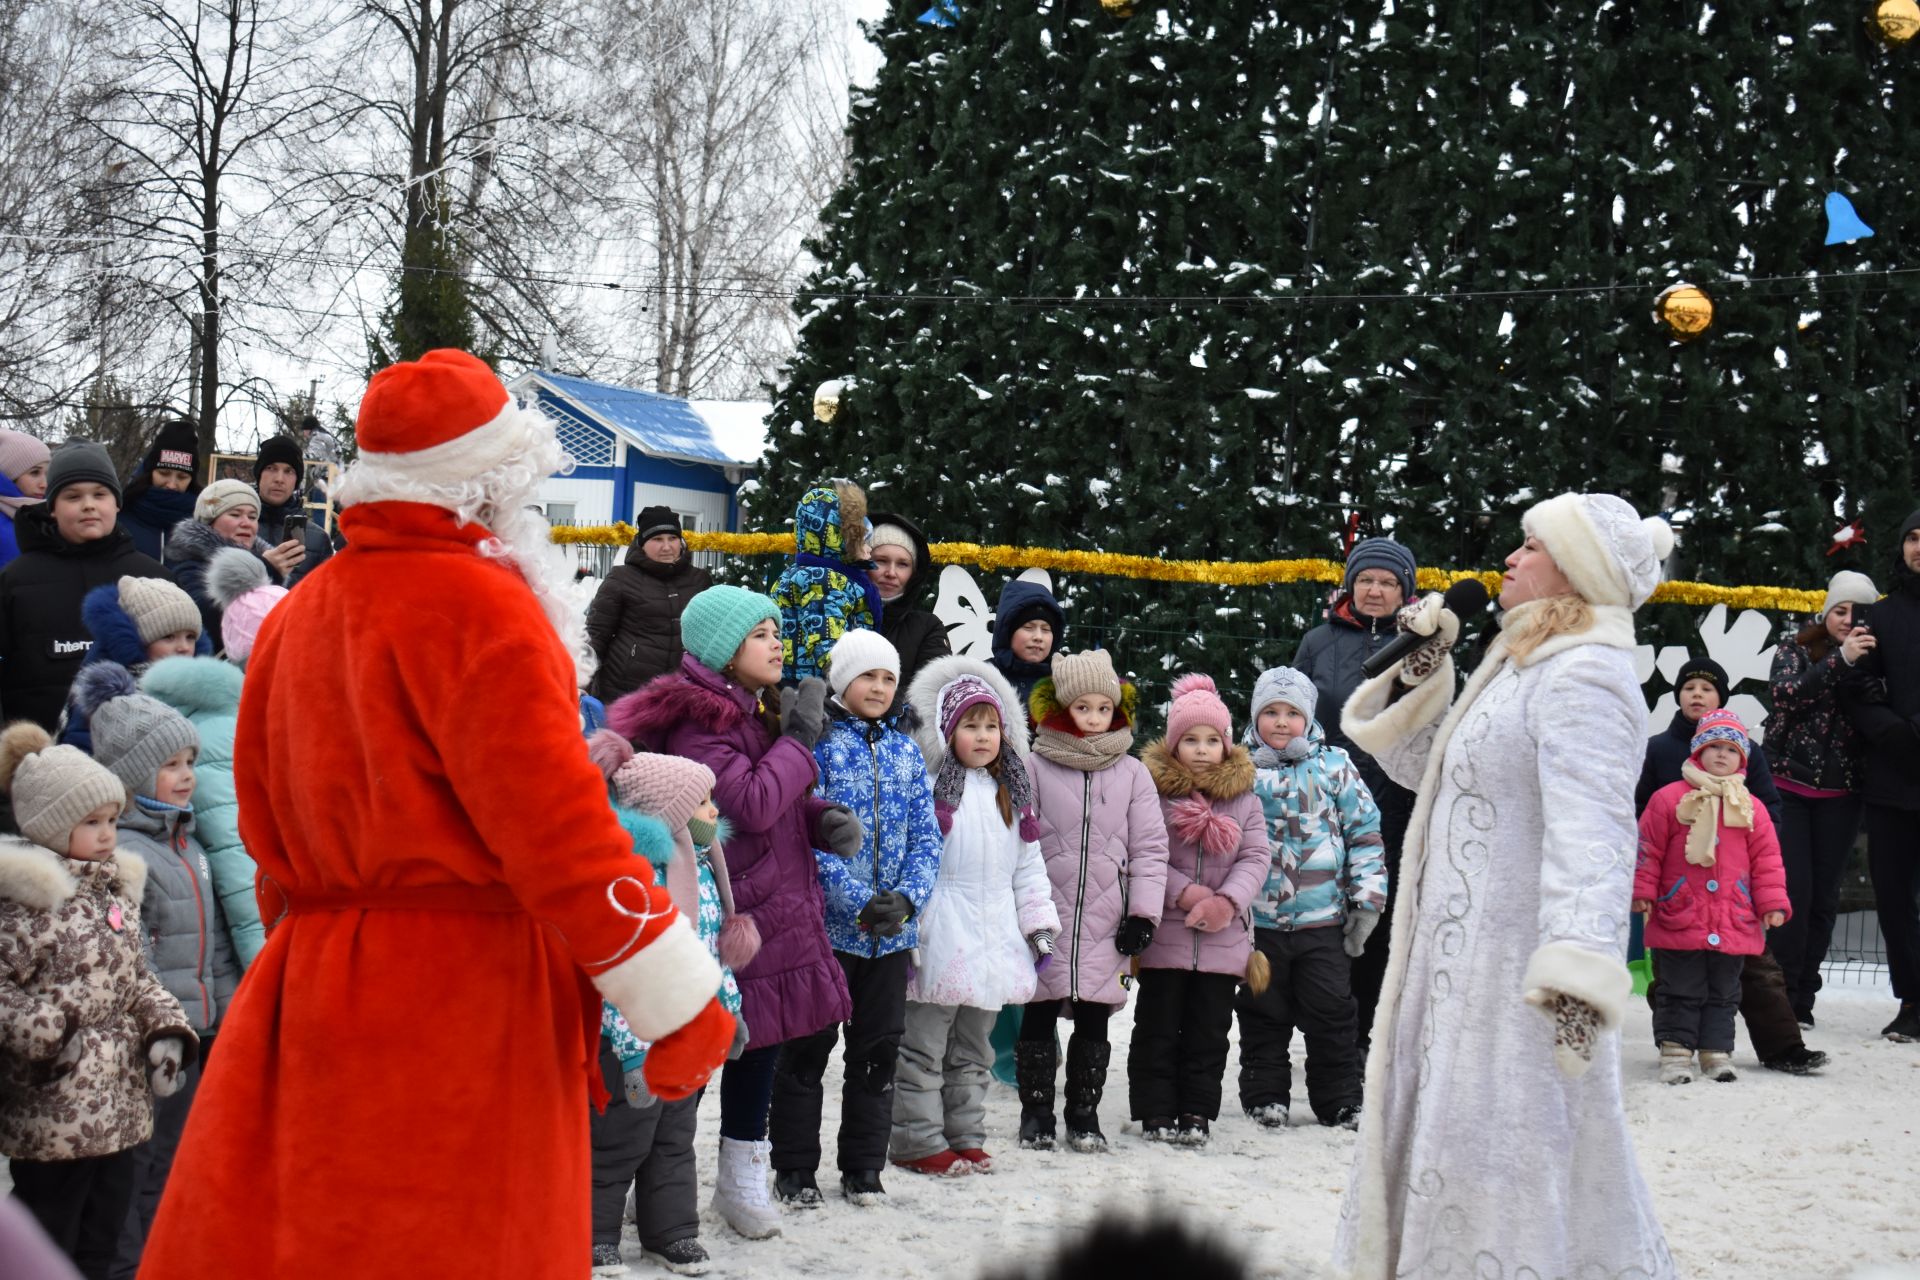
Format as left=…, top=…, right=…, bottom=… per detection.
left=253, top=434, right=331, bottom=586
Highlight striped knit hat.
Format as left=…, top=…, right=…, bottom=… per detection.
left=1690, top=709, right=1749, bottom=763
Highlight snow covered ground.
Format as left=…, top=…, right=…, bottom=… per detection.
left=643, top=971, right=1920, bottom=1280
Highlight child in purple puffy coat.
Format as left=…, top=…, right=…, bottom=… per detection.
left=1129, top=675, right=1269, bottom=1147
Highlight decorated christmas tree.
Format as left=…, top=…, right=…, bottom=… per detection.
left=759, top=0, right=1919, bottom=712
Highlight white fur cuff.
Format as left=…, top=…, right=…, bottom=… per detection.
left=1522, top=940, right=1632, bottom=1030
left=1341, top=660, right=1454, bottom=759
left=591, top=915, right=723, bottom=1042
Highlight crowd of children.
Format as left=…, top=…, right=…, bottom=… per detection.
left=0, top=468, right=1886, bottom=1280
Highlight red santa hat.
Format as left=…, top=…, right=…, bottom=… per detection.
left=353, top=349, right=526, bottom=487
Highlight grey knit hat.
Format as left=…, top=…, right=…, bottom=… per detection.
left=1344, top=537, right=1417, bottom=600
left=0, top=723, right=126, bottom=851
left=46, top=441, right=122, bottom=504
left=119, top=577, right=202, bottom=647
left=1251, top=666, right=1318, bottom=725
left=83, top=671, right=200, bottom=797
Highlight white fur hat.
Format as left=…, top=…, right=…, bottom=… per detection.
left=1522, top=493, right=1674, bottom=610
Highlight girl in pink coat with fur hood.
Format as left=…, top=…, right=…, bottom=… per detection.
left=1018, top=649, right=1169, bottom=1154
left=1634, top=710, right=1790, bottom=1085
left=1129, top=675, right=1269, bottom=1147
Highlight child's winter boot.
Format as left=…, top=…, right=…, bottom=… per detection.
left=1174, top=1114, right=1210, bottom=1147
left=711, top=1137, right=782, bottom=1239
left=1063, top=1037, right=1111, bottom=1153
left=772, top=1168, right=824, bottom=1209
left=1015, top=1040, right=1058, bottom=1150
left=1658, top=1042, right=1694, bottom=1086
left=1698, top=1050, right=1737, bottom=1082
left=1245, top=1102, right=1290, bottom=1129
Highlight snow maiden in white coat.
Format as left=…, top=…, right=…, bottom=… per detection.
left=1331, top=493, right=1677, bottom=1280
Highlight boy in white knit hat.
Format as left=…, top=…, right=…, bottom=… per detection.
left=0, top=721, right=194, bottom=1275
left=770, top=627, right=942, bottom=1205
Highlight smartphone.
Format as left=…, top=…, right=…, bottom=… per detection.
left=283, top=513, right=307, bottom=537
left=1850, top=601, right=1874, bottom=631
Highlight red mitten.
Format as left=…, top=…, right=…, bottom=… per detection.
left=1185, top=893, right=1236, bottom=934
left=642, top=997, right=736, bottom=1101
left=1174, top=883, right=1211, bottom=912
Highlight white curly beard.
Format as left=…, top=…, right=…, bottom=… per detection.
left=334, top=402, right=597, bottom=688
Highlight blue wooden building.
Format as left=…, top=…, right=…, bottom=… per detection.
left=507, top=369, right=763, bottom=541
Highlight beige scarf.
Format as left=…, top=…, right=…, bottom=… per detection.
left=1032, top=724, right=1135, bottom=772
left=1675, top=761, right=1753, bottom=868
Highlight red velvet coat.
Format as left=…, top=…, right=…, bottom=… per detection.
left=139, top=503, right=716, bottom=1280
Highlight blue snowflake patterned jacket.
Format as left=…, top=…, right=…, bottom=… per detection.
left=811, top=702, right=943, bottom=957
left=1248, top=718, right=1387, bottom=931
left=771, top=485, right=877, bottom=682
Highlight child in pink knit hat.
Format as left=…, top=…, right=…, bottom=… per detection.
left=583, top=733, right=749, bottom=1276
left=1130, top=674, right=1270, bottom=1147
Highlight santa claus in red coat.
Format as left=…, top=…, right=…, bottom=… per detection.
left=139, top=350, right=734, bottom=1278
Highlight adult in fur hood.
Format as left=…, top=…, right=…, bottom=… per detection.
left=1330, top=493, right=1676, bottom=1279
left=137, top=349, right=735, bottom=1280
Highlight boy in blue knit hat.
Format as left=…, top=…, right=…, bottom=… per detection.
left=1236, top=666, right=1384, bottom=1133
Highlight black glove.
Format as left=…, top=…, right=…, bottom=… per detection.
left=780, top=677, right=830, bottom=749
left=857, top=890, right=914, bottom=937
left=1114, top=915, right=1156, bottom=957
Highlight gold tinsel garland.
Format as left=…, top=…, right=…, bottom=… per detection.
left=549, top=527, right=1830, bottom=613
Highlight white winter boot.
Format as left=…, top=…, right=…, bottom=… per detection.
left=1698, top=1050, right=1737, bottom=1082
left=1658, top=1042, right=1694, bottom=1085
left=710, top=1137, right=782, bottom=1239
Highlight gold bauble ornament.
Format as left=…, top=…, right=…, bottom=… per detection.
left=1099, top=0, right=1134, bottom=15
left=813, top=379, right=846, bottom=424
left=1872, top=0, right=1920, bottom=44
left=1654, top=283, right=1714, bottom=342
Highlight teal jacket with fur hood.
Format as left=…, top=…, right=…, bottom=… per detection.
left=1248, top=718, right=1387, bottom=930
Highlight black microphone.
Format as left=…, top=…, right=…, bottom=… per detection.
left=1360, top=578, right=1491, bottom=679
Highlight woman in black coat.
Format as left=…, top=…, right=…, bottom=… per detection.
left=868, top=511, right=949, bottom=702
left=584, top=506, right=711, bottom=703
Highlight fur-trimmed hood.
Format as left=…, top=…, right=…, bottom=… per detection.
left=164, top=516, right=270, bottom=566
left=0, top=836, right=146, bottom=910
left=81, top=584, right=214, bottom=669
left=608, top=653, right=758, bottom=749
left=1142, top=740, right=1255, bottom=802
left=140, top=653, right=244, bottom=716
left=905, top=653, right=1031, bottom=771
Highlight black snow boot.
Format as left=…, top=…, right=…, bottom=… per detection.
left=1015, top=1040, right=1058, bottom=1150
left=1063, top=1037, right=1111, bottom=1154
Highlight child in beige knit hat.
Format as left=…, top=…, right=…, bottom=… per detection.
left=0, top=721, right=195, bottom=1273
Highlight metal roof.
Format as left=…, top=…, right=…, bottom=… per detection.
left=510, top=369, right=754, bottom=467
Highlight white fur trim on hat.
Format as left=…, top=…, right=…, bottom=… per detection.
left=1522, top=493, right=1672, bottom=610
left=825, top=627, right=901, bottom=698
left=338, top=397, right=544, bottom=499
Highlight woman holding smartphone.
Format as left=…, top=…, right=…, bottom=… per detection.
left=1761, top=570, right=1880, bottom=1028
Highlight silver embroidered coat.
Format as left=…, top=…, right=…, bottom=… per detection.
left=1332, top=617, right=1675, bottom=1280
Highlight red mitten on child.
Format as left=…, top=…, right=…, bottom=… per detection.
left=1174, top=883, right=1211, bottom=913
left=1184, top=893, right=1236, bottom=934
left=642, top=997, right=736, bottom=1101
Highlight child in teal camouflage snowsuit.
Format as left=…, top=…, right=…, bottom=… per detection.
left=1235, top=666, right=1384, bottom=1132
left=770, top=481, right=880, bottom=684
left=584, top=735, right=751, bottom=1275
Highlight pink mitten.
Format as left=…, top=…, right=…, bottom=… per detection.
left=1174, top=883, right=1211, bottom=913
left=1185, top=893, right=1236, bottom=934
